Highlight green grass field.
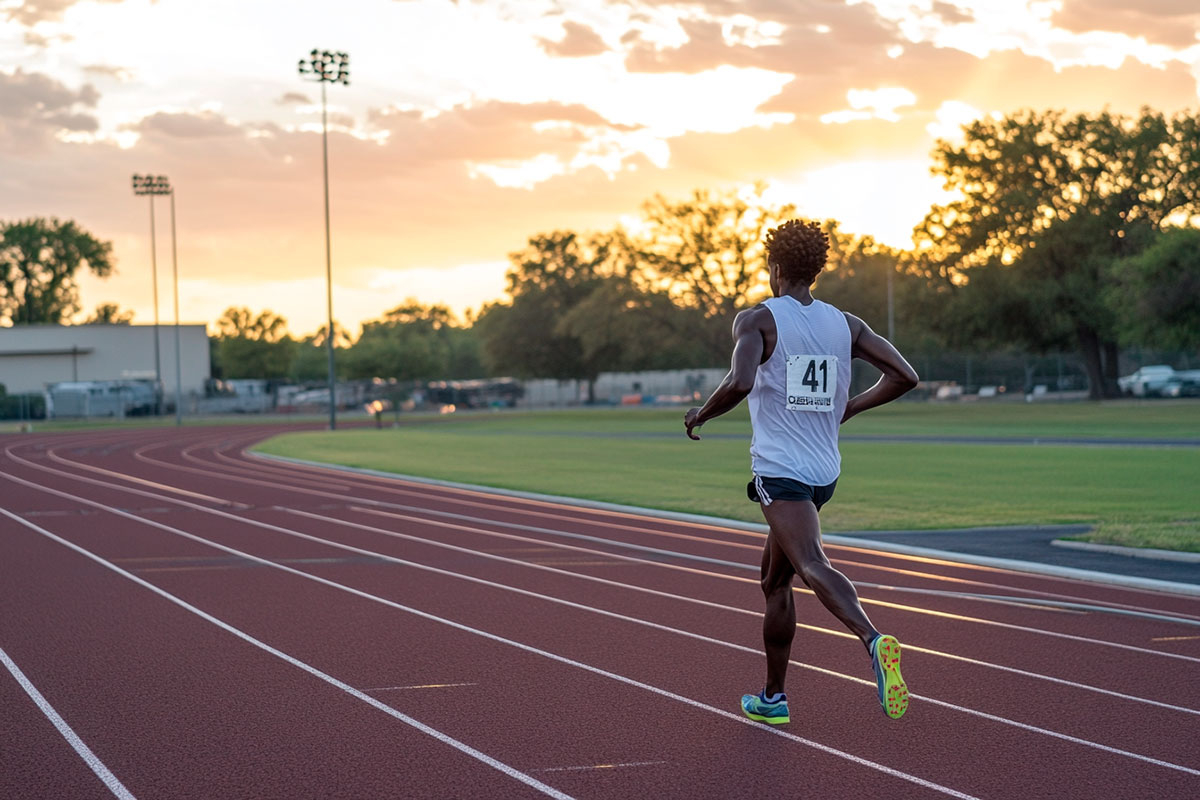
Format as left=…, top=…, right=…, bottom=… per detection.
left=254, top=401, right=1200, bottom=551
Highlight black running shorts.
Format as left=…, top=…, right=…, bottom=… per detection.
left=747, top=475, right=838, bottom=510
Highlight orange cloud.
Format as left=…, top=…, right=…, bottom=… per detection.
left=1053, top=0, right=1200, bottom=47
left=539, top=20, right=608, bottom=57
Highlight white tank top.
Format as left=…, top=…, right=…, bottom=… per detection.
left=748, top=296, right=852, bottom=486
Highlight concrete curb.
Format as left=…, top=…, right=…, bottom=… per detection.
left=1051, top=538, right=1200, bottom=564
left=251, top=451, right=1200, bottom=599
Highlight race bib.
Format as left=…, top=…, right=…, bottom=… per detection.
left=786, top=355, right=837, bottom=412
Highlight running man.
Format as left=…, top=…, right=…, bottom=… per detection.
left=683, top=219, right=919, bottom=724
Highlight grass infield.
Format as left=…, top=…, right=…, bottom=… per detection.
left=254, top=401, right=1199, bottom=550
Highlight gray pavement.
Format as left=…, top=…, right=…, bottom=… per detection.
left=831, top=524, right=1200, bottom=587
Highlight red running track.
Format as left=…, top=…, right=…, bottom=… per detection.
left=2, top=425, right=1199, bottom=799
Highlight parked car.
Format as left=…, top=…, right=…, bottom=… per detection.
left=1119, top=365, right=1200, bottom=397
left=1163, top=377, right=1200, bottom=398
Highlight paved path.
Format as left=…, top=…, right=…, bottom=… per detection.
left=832, top=525, right=1200, bottom=587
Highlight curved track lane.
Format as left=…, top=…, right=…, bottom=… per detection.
left=2, top=425, right=1199, bottom=799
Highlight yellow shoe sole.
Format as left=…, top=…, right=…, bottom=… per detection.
left=875, top=635, right=909, bottom=719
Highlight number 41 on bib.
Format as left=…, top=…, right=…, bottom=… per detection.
left=785, top=355, right=838, bottom=412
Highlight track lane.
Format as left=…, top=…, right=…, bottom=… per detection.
left=0, top=510, right=561, bottom=799
left=6, top=427, right=1200, bottom=799
left=9, top=441, right=1200, bottom=796
left=2, top=468, right=976, bottom=800
left=50, top=433, right=1200, bottom=699
left=9, top=434, right=1200, bottom=724
left=58, top=431, right=1200, bottom=653
left=16, top=434, right=1200, bottom=724
left=10, top=470, right=1197, bottom=798
left=47, top=424, right=1196, bottom=630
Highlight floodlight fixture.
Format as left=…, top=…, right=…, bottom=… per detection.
left=298, top=49, right=350, bottom=86
left=132, top=174, right=172, bottom=196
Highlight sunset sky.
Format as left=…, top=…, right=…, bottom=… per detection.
left=3, top=0, right=1200, bottom=336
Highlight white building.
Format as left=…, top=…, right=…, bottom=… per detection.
left=0, top=324, right=210, bottom=398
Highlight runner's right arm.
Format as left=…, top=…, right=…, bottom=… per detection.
left=684, top=306, right=769, bottom=440
left=841, top=312, right=919, bottom=424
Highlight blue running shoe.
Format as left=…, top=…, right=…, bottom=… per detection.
left=871, top=634, right=909, bottom=719
left=740, top=690, right=789, bottom=725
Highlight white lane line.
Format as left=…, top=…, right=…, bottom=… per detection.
left=0, top=507, right=574, bottom=800
left=0, top=497, right=977, bottom=800
left=42, top=447, right=250, bottom=510
left=533, top=761, right=667, bottom=773
left=366, top=683, right=478, bottom=691
left=5, top=469, right=1198, bottom=781
left=157, top=441, right=1195, bottom=619
left=135, top=439, right=353, bottom=494
left=0, top=645, right=136, bottom=800
left=280, top=507, right=1200, bottom=718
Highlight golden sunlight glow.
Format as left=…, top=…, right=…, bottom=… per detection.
left=5, top=0, right=1199, bottom=333
left=821, top=87, right=917, bottom=124
left=765, top=161, right=957, bottom=249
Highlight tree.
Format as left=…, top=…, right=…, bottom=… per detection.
left=288, top=336, right=329, bottom=382
left=83, top=302, right=134, bottom=325
left=557, top=277, right=715, bottom=372
left=212, top=307, right=296, bottom=379
left=343, top=301, right=482, bottom=381
left=621, top=183, right=798, bottom=363
left=0, top=217, right=114, bottom=325
left=912, top=108, right=1200, bottom=397
left=475, top=231, right=617, bottom=398
left=288, top=321, right=354, bottom=382
left=1108, top=227, right=1200, bottom=351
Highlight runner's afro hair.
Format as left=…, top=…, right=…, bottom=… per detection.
left=765, top=220, right=829, bottom=286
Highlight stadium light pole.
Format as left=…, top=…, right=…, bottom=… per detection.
left=298, top=47, right=349, bottom=431
left=132, top=174, right=163, bottom=415
left=886, top=265, right=895, bottom=342
left=132, top=174, right=184, bottom=425
left=166, top=179, right=184, bottom=427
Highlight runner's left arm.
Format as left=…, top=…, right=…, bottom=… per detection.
left=841, top=312, right=919, bottom=424
left=684, top=308, right=766, bottom=440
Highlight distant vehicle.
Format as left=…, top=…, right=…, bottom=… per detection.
left=45, top=379, right=159, bottom=418
left=1163, top=376, right=1200, bottom=398
left=1118, top=365, right=1200, bottom=397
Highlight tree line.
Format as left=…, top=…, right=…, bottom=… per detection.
left=4, top=107, right=1199, bottom=399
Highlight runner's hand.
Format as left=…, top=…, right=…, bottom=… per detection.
left=684, top=407, right=703, bottom=440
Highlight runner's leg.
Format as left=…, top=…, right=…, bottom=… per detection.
left=761, top=499, right=879, bottom=650
left=760, top=532, right=796, bottom=696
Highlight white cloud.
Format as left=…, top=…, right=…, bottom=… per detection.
left=855, top=0, right=1200, bottom=73
left=821, top=87, right=917, bottom=124
left=468, top=154, right=567, bottom=190
left=721, top=15, right=785, bottom=48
